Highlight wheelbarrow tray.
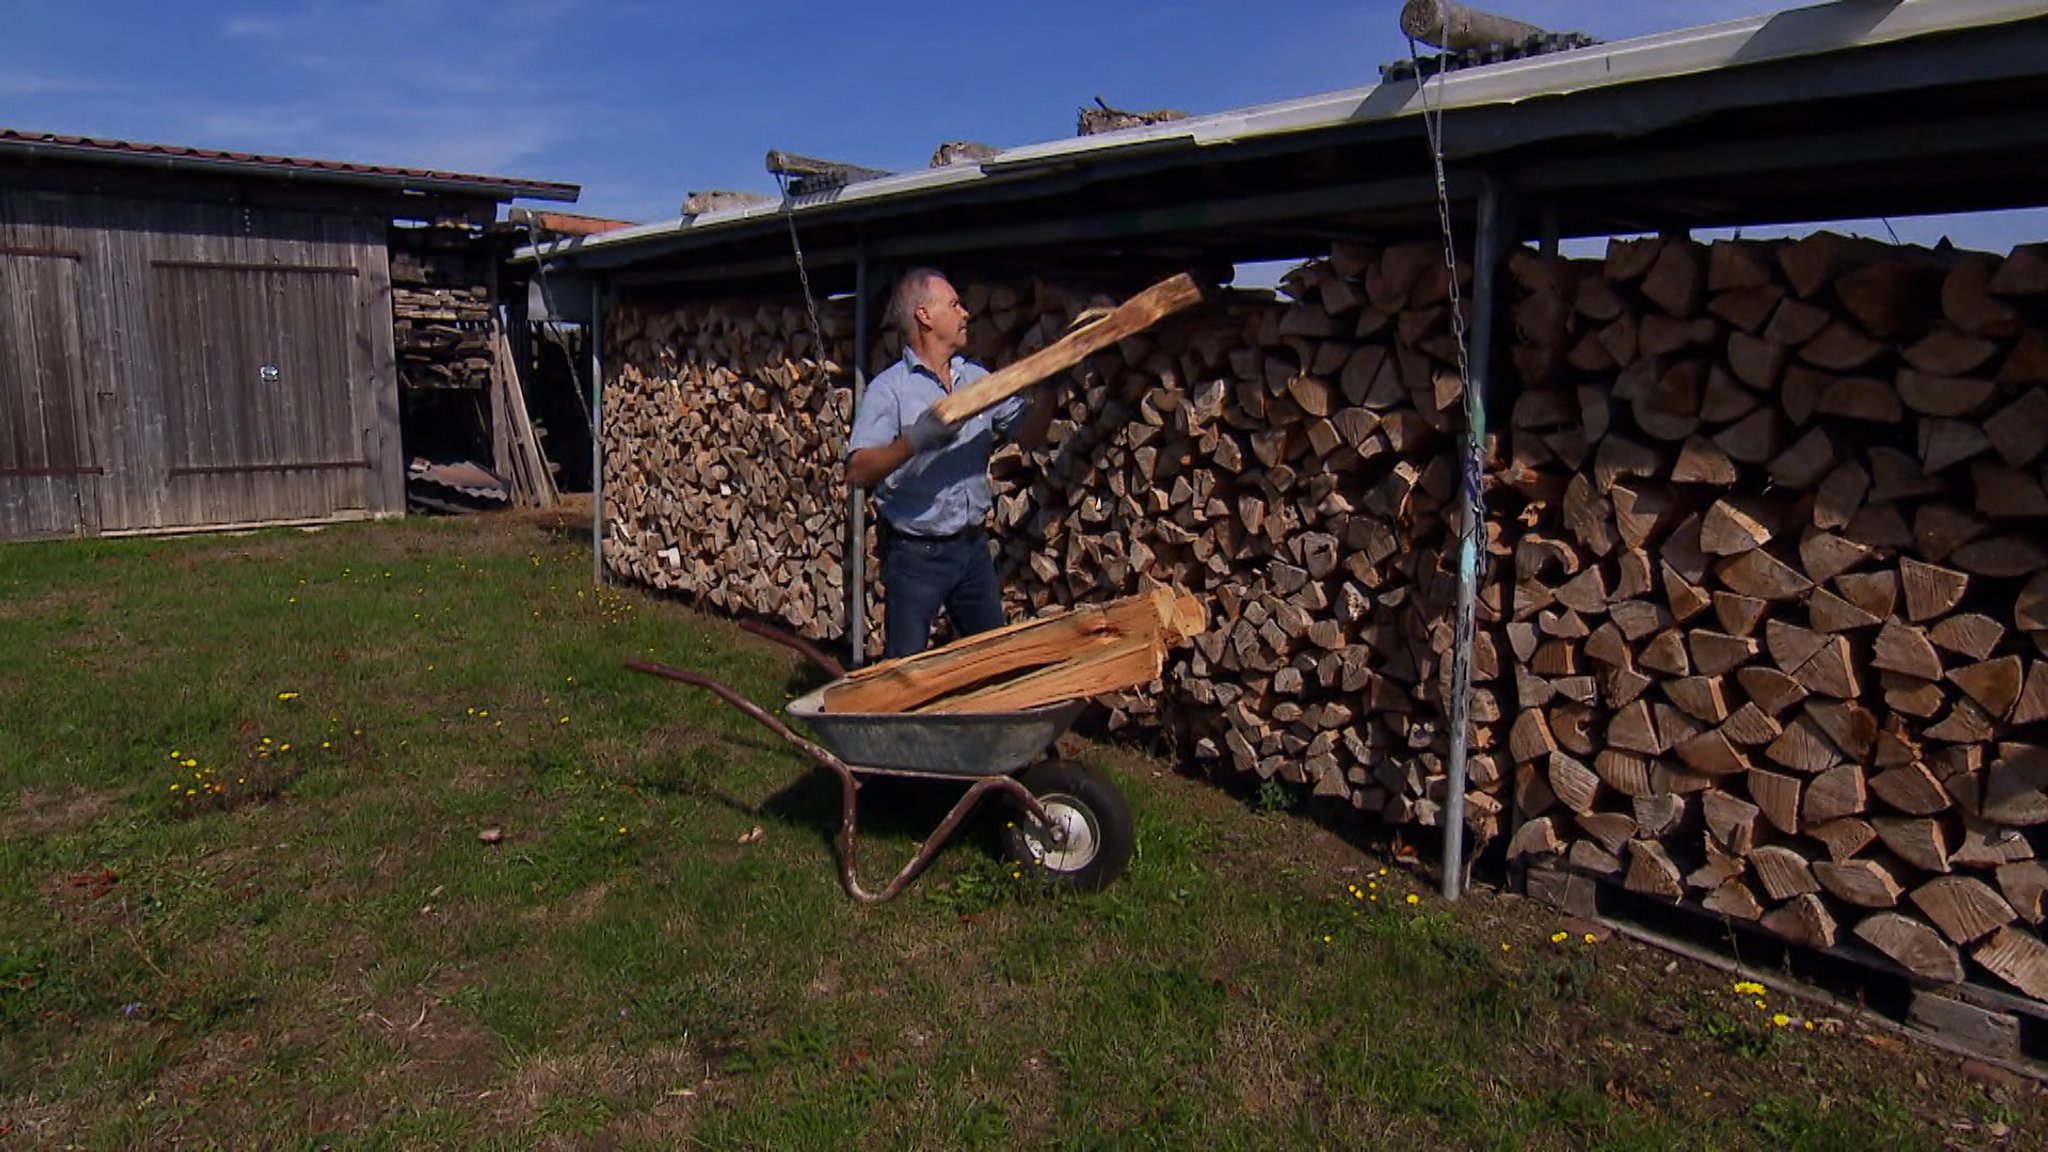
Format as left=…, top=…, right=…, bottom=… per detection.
left=786, top=687, right=1089, bottom=776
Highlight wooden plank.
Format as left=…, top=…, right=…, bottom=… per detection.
left=930, top=273, right=1207, bottom=424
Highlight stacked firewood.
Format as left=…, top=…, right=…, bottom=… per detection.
left=604, top=298, right=859, bottom=638
left=1502, top=233, right=2048, bottom=1003
left=602, top=245, right=1512, bottom=839
left=390, top=226, right=495, bottom=390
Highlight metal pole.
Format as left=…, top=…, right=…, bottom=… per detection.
left=1539, top=200, right=1561, bottom=258
left=589, top=280, right=604, bottom=588
left=846, top=239, right=871, bottom=668
left=1443, top=171, right=1509, bottom=901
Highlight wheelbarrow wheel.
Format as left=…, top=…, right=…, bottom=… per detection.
left=1001, top=759, right=1133, bottom=892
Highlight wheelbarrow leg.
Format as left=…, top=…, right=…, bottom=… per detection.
left=625, top=659, right=1052, bottom=904
left=834, top=772, right=1043, bottom=904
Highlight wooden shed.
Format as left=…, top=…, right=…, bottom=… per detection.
left=0, top=129, right=578, bottom=540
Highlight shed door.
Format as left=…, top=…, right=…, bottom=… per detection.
left=150, top=263, right=368, bottom=525
left=0, top=248, right=100, bottom=539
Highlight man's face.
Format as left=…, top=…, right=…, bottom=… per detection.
left=918, top=278, right=971, bottom=353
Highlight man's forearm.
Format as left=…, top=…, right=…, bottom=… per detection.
left=847, top=438, right=913, bottom=488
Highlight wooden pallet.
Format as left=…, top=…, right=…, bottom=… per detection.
left=1524, top=862, right=2048, bottom=1075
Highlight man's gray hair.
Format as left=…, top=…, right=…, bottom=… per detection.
left=887, top=267, right=947, bottom=333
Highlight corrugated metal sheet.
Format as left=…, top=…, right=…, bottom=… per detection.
left=0, top=127, right=579, bottom=204
left=522, top=0, right=2048, bottom=268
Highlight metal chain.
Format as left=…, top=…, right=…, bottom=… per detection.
left=775, top=173, right=832, bottom=382
left=1409, top=25, right=1486, bottom=570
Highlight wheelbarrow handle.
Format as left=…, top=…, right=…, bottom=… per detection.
left=737, top=619, right=847, bottom=678
left=624, top=659, right=850, bottom=772
left=623, top=658, right=1048, bottom=904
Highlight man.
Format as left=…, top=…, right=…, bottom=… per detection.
left=847, top=268, right=1057, bottom=659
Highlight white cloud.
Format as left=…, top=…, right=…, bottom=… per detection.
left=176, top=1, right=587, bottom=176
left=0, top=70, right=113, bottom=97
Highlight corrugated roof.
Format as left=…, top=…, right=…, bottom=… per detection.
left=521, top=0, right=2047, bottom=272
left=0, top=128, right=580, bottom=203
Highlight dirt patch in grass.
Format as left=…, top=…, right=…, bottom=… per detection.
left=7, top=786, right=121, bottom=839
left=365, top=988, right=505, bottom=1095
left=488, top=1042, right=705, bottom=1139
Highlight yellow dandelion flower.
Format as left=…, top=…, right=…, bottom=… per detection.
left=1368, top=894, right=1378, bottom=902
left=1772, top=1014, right=1791, bottom=1028
left=182, top=758, right=198, bottom=768
left=184, top=788, right=196, bottom=796
left=1406, top=894, right=1421, bottom=905
left=1368, top=881, right=1378, bottom=890
left=617, top=826, right=627, bottom=835
left=321, top=742, right=331, bottom=750
left=277, top=691, right=299, bottom=701
left=1754, top=999, right=1768, bottom=1010
left=479, top=710, right=489, bottom=718
left=1803, top=1021, right=1815, bottom=1031
left=287, top=596, right=297, bottom=604
left=559, top=716, right=570, bottom=725
left=1378, top=867, right=1388, bottom=876
left=1732, top=981, right=1766, bottom=996
left=1583, top=933, right=1596, bottom=944
left=168, top=784, right=178, bottom=792
left=170, top=749, right=182, bottom=758
left=261, top=737, right=272, bottom=746
left=1322, top=935, right=1332, bottom=944
left=1501, top=943, right=1512, bottom=952
left=1551, top=931, right=1569, bottom=944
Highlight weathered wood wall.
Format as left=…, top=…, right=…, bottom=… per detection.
left=0, top=185, right=401, bottom=539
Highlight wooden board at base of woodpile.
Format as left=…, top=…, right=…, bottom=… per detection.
left=1503, top=233, right=2048, bottom=1009
left=822, top=587, right=1208, bottom=715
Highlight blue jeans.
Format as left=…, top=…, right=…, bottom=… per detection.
left=882, top=528, right=1004, bottom=659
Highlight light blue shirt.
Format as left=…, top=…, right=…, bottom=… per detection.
left=847, top=346, right=1028, bottom=536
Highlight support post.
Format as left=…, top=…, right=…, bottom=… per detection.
left=1443, top=171, right=1512, bottom=901
left=1539, top=200, right=1561, bottom=258
left=847, top=240, right=871, bottom=668
left=589, top=280, right=605, bottom=588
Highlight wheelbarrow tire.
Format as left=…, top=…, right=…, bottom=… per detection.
left=1001, top=759, right=1134, bottom=892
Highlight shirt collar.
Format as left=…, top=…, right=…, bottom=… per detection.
left=902, top=344, right=964, bottom=383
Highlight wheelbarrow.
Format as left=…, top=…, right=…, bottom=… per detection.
left=625, top=622, right=1134, bottom=904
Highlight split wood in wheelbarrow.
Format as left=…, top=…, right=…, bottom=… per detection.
left=822, top=587, right=1210, bottom=715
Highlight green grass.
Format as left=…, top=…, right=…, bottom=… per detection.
left=0, top=514, right=2036, bottom=1148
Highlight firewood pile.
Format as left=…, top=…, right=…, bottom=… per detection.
left=1501, top=233, right=2048, bottom=1003
left=604, top=243, right=1510, bottom=838
left=597, top=226, right=2048, bottom=1008
left=389, top=224, right=495, bottom=390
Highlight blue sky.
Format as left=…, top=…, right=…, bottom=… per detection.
left=3, top=0, right=2042, bottom=251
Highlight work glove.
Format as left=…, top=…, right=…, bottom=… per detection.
left=903, top=407, right=960, bottom=454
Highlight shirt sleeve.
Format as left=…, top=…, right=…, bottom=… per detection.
left=846, top=377, right=900, bottom=456
left=989, top=393, right=1031, bottom=438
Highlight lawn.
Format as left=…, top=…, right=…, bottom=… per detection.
left=1, top=510, right=2039, bottom=1149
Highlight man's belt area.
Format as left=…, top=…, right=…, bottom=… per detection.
left=884, top=521, right=984, bottom=544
